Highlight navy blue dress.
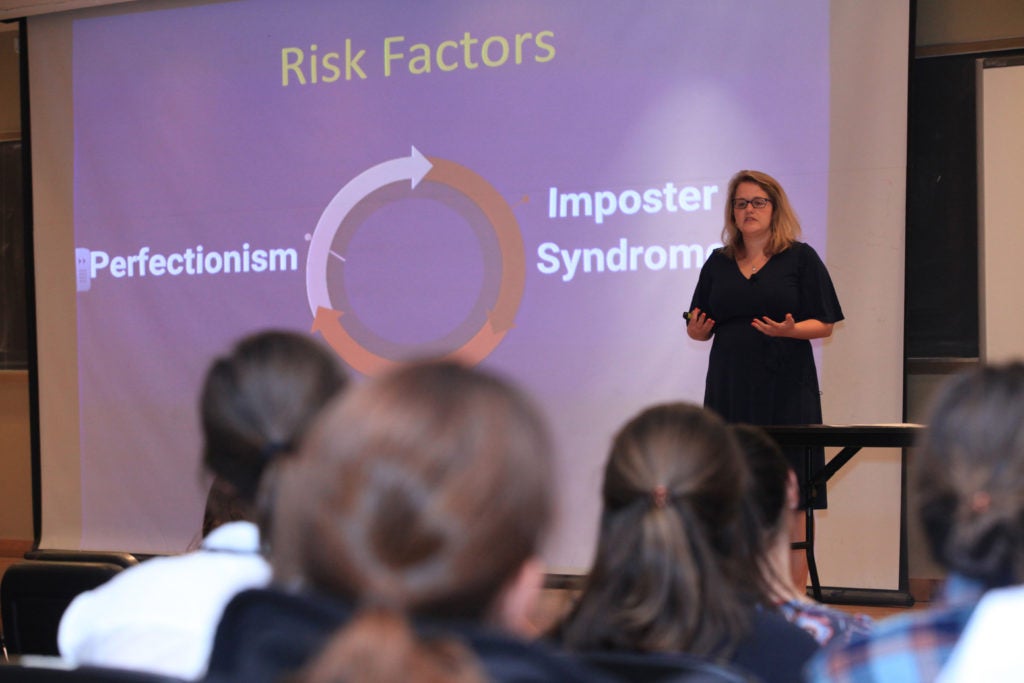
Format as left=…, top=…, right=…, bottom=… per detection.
left=689, top=242, right=843, bottom=506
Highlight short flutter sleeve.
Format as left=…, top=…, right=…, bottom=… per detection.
left=797, top=242, right=843, bottom=324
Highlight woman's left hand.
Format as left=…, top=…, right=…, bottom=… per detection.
left=752, top=315, right=834, bottom=340
left=752, top=313, right=796, bottom=338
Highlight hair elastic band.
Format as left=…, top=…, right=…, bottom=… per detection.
left=652, top=485, right=668, bottom=509
left=970, top=491, right=991, bottom=514
left=260, top=439, right=294, bottom=461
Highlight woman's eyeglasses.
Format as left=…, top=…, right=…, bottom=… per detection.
left=732, top=197, right=772, bottom=210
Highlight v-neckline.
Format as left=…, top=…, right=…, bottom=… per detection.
left=737, top=255, right=770, bottom=281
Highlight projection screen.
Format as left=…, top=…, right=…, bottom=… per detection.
left=28, top=0, right=909, bottom=583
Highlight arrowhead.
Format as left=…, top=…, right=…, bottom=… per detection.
left=409, top=146, right=433, bottom=189
left=486, top=308, right=515, bottom=334
left=311, top=306, right=343, bottom=333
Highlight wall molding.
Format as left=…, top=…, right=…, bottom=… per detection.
left=0, top=0, right=136, bottom=21
left=917, top=36, right=1024, bottom=58
left=0, top=539, right=33, bottom=558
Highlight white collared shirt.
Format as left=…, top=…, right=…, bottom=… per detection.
left=58, top=521, right=271, bottom=680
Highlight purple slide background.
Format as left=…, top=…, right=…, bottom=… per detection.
left=72, top=0, right=827, bottom=564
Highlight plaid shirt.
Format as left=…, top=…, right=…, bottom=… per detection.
left=803, top=575, right=985, bottom=683
left=777, top=599, right=873, bottom=648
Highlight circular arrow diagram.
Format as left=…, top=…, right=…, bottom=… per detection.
left=306, top=147, right=524, bottom=375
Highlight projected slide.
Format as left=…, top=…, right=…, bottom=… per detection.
left=71, top=0, right=828, bottom=564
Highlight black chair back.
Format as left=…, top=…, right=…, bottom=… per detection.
left=22, top=551, right=139, bottom=569
left=581, top=650, right=760, bottom=683
left=1, top=561, right=125, bottom=656
left=0, top=663, right=185, bottom=682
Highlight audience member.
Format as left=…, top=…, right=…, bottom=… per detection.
left=58, top=330, right=348, bottom=679
left=197, top=475, right=254, bottom=545
left=731, top=423, right=873, bottom=647
left=937, top=583, right=1024, bottom=682
left=204, top=360, right=608, bottom=683
left=806, top=361, right=1024, bottom=682
left=289, top=607, right=488, bottom=683
left=554, top=402, right=818, bottom=683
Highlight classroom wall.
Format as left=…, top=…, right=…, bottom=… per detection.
left=2, top=0, right=1024, bottom=580
left=0, top=21, right=32, bottom=558
left=0, top=26, right=17, bottom=137
left=917, top=0, right=1024, bottom=49
left=904, top=0, right=1024, bottom=586
left=0, top=371, right=31, bottom=534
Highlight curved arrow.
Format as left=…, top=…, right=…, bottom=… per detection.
left=311, top=306, right=397, bottom=377
left=425, top=158, right=525, bottom=332
left=307, top=148, right=524, bottom=375
left=444, top=323, right=508, bottom=367
left=306, top=146, right=433, bottom=317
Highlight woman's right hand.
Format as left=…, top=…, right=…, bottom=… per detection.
left=685, top=307, right=715, bottom=341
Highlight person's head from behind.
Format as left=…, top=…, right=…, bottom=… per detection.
left=291, top=607, right=488, bottom=683
left=916, top=361, right=1024, bottom=589
left=731, top=423, right=797, bottom=543
left=199, top=330, right=348, bottom=526
left=561, top=402, right=761, bottom=655
left=729, top=423, right=801, bottom=600
left=271, top=359, right=554, bottom=632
